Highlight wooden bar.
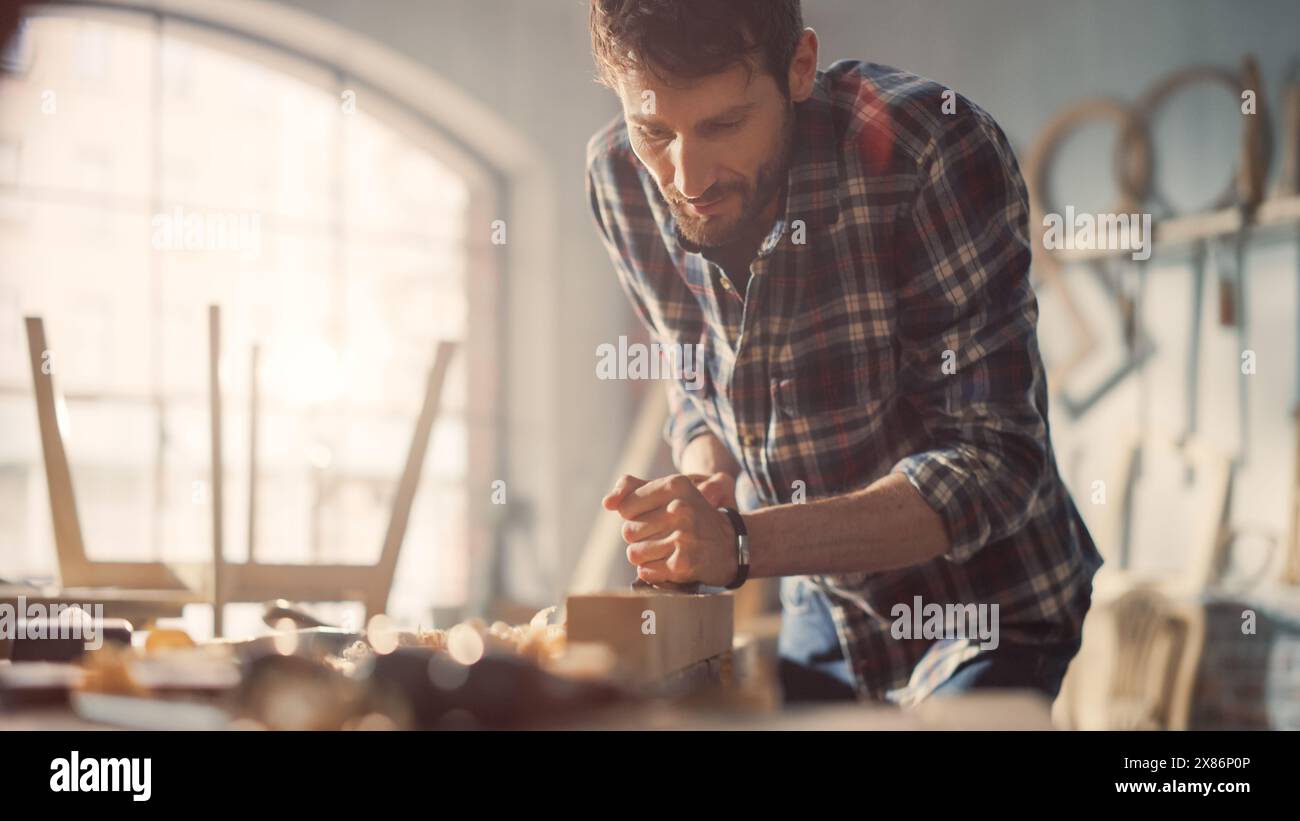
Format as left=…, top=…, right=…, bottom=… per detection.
left=208, top=305, right=225, bottom=637
left=24, top=317, right=90, bottom=587
left=565, top=590, right=733, bottom=683
left=247, top=345, right=260, bottom=564
left=1049, top=193, right=1300, bottom=264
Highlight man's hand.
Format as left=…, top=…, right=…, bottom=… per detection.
left=687, top=472, right=737, bottom=509
left=602, top=473, right=738, bottom=586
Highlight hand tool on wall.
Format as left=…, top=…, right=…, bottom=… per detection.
left=1057, top=258, right=1155, bottom=421
left=1180, top=240, right=1208, bottom=482
left=1023, top=97, right=1150, bottom=400
left=1281, top=63, right=1300, bottom=585
left=1216, top=56, right=1271, bottom=467
left=1120, top=254, right=1152, bottom=569
left=1181, top=438, right=1236, bottom=592
left=1079, top=423, right=1140, bottom=571
left=1118, top=59, right=1262, bottom=573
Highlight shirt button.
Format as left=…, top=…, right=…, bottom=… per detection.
left=740, top=434, right=760, bottom=448
left=776, top=378, right=796, bottom=417
left=720, top=278, right=733, bottom=291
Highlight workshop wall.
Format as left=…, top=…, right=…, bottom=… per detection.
left=262, top=0, right=1300, bottom=604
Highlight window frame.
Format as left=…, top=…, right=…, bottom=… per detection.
left=2, top=1, right=508, bottom=621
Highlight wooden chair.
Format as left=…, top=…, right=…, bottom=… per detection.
left=24, top=310, right=455, bottom=635
left=1054, top=584, right=1205, bottom=730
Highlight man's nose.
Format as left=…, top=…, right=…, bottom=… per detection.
left=671, top=137, right=717, bottom=200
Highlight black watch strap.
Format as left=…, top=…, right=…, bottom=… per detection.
left=718, top=507, right=750, bottom=590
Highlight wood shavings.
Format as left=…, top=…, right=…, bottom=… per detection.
left=530, top=605, right=558, bottom=631
left=402, top=628, right=447, bottom=652
left=388, top=610, right=567, bottom=664
left=144, top=628, right=196, bottom=654
left=324, top=640, right=374, bottom=675
left=78, top=646, right=146, bottom=696
left=321, top=607, right=569, bottom=675
left=341, top=639, right=374, bottom=662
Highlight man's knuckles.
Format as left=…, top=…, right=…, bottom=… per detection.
left=667, top=473, right=694, bottom=494
left=665, top=549, right=693, bottom=578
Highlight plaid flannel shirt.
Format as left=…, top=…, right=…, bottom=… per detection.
left=586, top=60, right=1102, bottom=701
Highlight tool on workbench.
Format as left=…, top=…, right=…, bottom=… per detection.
left=2, top=615, right=132, bottom=663
left=0, top=662, right=85, bottom=709
left=261, top=599, right=334, bottom=630
left=631, top=578, right=705, bottom=594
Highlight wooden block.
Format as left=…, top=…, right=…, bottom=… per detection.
left=564, top=591, right=733, bottom=683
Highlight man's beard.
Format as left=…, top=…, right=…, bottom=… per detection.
left=662, top=108, right=793, bottom=249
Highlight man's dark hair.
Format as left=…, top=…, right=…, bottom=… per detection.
left=590, top=0, right=804, bottom=95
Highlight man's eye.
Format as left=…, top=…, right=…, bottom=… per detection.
left=704, top=119, right=743, bottom=135
left=638, top=127, right=673, bottom=142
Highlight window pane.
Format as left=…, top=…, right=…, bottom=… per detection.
left=0, top=10, right=477, bottom=620
left=0, top=14, right=153, bottom=200
left=160, top=19, right=335, bottom=225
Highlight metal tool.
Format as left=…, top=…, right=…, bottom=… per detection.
left=1058, top=258, right=1156, bottom=421
left=1122, top=254, right=1152, bottom=569
left=1219, top=56, right=1271, bottom=468
left=1022, top=96, right=1150, bottom=398
left=630, top=579, right=707, bottom=595
left=261, top=599, right=333, bottom=630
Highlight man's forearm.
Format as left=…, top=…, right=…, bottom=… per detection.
left=745, top=472, right=950, bottom=577
left=678, top=432, right=741, bottom=478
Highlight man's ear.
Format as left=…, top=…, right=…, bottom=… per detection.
left=787, top=28, right=819, bottom=103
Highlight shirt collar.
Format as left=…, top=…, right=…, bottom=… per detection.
left=668, top=70, right=842, bottom=260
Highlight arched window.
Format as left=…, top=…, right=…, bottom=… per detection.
left=0, top=5, right=497, bottom=633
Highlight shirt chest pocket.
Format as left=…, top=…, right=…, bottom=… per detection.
left=772, top=338, right=897, bottom=419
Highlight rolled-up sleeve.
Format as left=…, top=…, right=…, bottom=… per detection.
left=662, top=378, right=711, bottom=468
left=586, top=161, right=711, bottom=470
left=888, top=106, right=1049, bottom=563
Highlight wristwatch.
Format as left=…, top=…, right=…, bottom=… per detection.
left=717, top=507, right=750, bottom=590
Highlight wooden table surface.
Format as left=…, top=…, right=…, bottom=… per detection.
left=1, top=584, right=201, bottom=626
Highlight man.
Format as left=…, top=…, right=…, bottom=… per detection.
left=585, top=0, right=1102, bottom=704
